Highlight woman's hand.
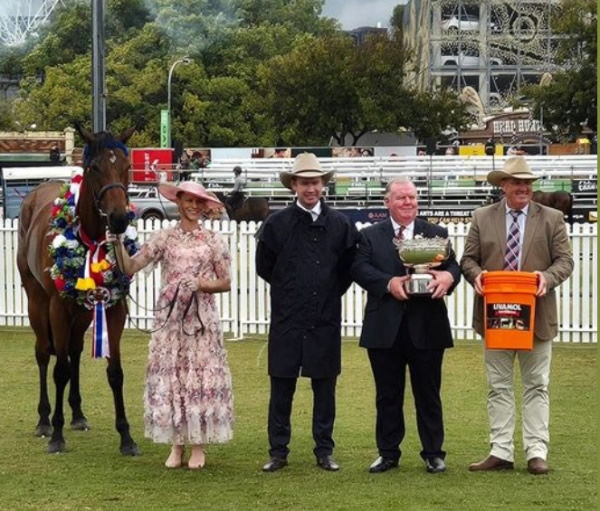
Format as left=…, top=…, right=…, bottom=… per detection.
left=181, top=276, right=204, bottom=293
left=180, top=276, right=231, bottom=294
left=106, top=229, right=138, bottom=275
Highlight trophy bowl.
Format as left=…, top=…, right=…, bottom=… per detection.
left=395, top=236, right=450, bottom=296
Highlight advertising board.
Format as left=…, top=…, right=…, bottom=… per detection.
left=130, top=148, right=174, bottom=183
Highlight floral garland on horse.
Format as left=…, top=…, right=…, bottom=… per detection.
left=48, top=171, right=139, bottom=357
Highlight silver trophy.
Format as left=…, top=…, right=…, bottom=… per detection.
left=394, top=236, right=451, bottom=296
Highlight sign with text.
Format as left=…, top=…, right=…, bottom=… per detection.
left=160, top=109, right=169, bottom=148
left=573, top=179, right=597, bottom=193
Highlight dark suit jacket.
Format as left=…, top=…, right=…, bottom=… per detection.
left=460, top=199, right=573, bottom=340
left=351, top=218, right=461, bottom=350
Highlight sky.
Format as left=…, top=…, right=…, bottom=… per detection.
left=321, top=0, right=407, bottom=30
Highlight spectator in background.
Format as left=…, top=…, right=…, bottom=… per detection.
left=178, top=153, right=191, bottom=181
left=226, top=166, right=246, bottom=209
left=49, top=144, right=61, bottom=164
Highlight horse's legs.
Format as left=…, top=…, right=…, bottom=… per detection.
left=35, top=344, right=52, bottom=437
left=106, top=303, right=140, bottom=456
left=21, top=274, right=53, bottom=437
left=47, top=297, right=72, bottom=453
left=68, top=334, right=89, bottom=430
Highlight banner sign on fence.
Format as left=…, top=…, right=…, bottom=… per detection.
left=573, top=179, right=597, bottom=193
left=418, top=209, right=474, bottom=224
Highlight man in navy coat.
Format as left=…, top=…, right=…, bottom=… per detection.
left=352, top=177, right=461, bottom=474
left=256, top=153, right=358, bottom=472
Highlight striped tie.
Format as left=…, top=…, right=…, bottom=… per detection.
left=395, top=225, right=405, bottom=241
left=504, top=210, right=522, bottom=271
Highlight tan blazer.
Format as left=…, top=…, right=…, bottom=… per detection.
left=460, top=199, right=573, bottom=340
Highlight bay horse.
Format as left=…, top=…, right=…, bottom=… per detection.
left=532, top=190, right=573, bottom=223
left=486, top=189, right=574, bottom=223
left=214, top=192, right=270, bottom=222
left=17, top=124, right=140, bottom=455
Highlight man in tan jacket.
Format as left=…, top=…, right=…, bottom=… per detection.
left=460, top=156, right=573, bottom=475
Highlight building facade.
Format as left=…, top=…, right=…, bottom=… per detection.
left=403, top=0, right=561, bottom=110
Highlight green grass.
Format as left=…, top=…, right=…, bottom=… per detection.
left=0, top=328, right=596, bottom=511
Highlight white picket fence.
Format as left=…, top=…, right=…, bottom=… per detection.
left=2, top=219, right=597, bottom=343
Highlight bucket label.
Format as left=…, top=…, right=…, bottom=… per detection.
left=486, top=303, right=531, bottom=331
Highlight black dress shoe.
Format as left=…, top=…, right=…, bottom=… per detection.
left=425, top=457, right=446, bottom=473
left=369, top=456, right=399, bottom=473
left=262, top=457, right=288, bottom=472
left=316, top=454, right=340, bottom=471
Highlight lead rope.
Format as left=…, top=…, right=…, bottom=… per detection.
left=111, top=237, right=204, bottom=336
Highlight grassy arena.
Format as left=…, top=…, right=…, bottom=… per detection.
left=0, top=328, right=596, bottom=511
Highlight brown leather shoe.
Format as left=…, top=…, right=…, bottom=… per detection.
left=527, top=457, right=549, bottom=475
left=469, top=455, right=514, bottom=471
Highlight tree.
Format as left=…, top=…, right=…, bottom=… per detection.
left=407, top=87, right=471, bottom=144
left=258, top=31, right=411, bottom=145
left=525, top=0, right=597, bottom=141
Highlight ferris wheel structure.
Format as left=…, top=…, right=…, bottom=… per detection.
left=0, top=0, right=63, bottom=47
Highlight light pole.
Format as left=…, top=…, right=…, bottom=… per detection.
left=167, top=56, right=191, bottom=148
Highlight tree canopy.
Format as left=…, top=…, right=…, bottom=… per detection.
left=525, top=0, right=597, bottom=141
left=1, top=0, right=473, bottom=147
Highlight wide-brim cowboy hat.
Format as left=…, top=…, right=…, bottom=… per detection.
left=487, top=156, right=539, bottom=186
left=158, top=181, right=223, bottom=208
left=279, top=152, right=334, bottom=190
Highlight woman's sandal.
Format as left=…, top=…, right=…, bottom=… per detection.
left=165, top=445, right=185, bottom=468
left=188, top=445, right=205, bottom=470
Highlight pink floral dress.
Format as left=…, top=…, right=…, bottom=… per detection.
left=133, top=223, right=234, bottom=445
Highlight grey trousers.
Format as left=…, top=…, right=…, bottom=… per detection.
left=484, top=337, right=552, bottom=462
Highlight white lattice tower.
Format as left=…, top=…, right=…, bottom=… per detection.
left=0, top=0, right=63, bottom=46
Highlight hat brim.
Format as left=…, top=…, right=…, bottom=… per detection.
left=158, top=183, right=223, bottom=208
left=487, top=170, right=539, bottom=187
left=279, top=170, right=334, bottom=190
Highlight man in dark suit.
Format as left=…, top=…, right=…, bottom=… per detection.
left=256, top=153, right=358, bottom=473
left=352, top=177, right=461, bottom=474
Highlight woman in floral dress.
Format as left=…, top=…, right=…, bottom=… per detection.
left=111, top=181, right=234, bottom=469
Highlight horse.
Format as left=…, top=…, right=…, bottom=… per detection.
left=532, top=190, right=573, bottom=223
left=214, top=192, right=270, bottom=222
left=16, top=123, right=140, bottom=455
left=485, top=189, right=574, bottom=223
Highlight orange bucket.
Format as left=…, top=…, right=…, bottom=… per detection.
left=483, top=271, right=538, bottom=350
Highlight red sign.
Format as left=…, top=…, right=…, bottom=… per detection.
left=130, top=148, right=174, bottom=183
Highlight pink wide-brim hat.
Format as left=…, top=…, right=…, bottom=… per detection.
left=158, top=181, right=223, bottom=208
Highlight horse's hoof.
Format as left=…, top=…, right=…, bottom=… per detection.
left=35, top=424, right=53, bottom=438
left=120, top=443, right=141, bottom=456
left=71, top=418, right=90, bottom=431
left=48, top=440, right=66, bottom=453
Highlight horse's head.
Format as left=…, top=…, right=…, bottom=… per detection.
left=75, top=123, right=135, bottom=235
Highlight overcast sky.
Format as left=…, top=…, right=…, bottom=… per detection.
left=322, top=0, right=406, bottom=30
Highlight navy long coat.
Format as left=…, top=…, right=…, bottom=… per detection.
left=256, top=202, right=358, bottom=378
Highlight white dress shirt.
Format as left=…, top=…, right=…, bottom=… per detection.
left=297, top=201, right=322, bottom=222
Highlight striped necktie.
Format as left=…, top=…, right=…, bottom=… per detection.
left=504, top=210, right=522, bottom=271
left=395, top=225, right=405, bottom=241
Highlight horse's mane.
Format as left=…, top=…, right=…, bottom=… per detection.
left=83, top=131, right=129, bottom=167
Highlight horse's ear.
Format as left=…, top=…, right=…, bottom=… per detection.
left=118, top=127, right=136, bottom=144
left=73, top=122, right=95, bottom=144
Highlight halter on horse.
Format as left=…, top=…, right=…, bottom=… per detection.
left=17, top=123, right=140, bottom=455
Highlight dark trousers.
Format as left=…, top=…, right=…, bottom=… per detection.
left=268, top=375, right=337, bottom=458
left=367, top=321, right=445, bottom=461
